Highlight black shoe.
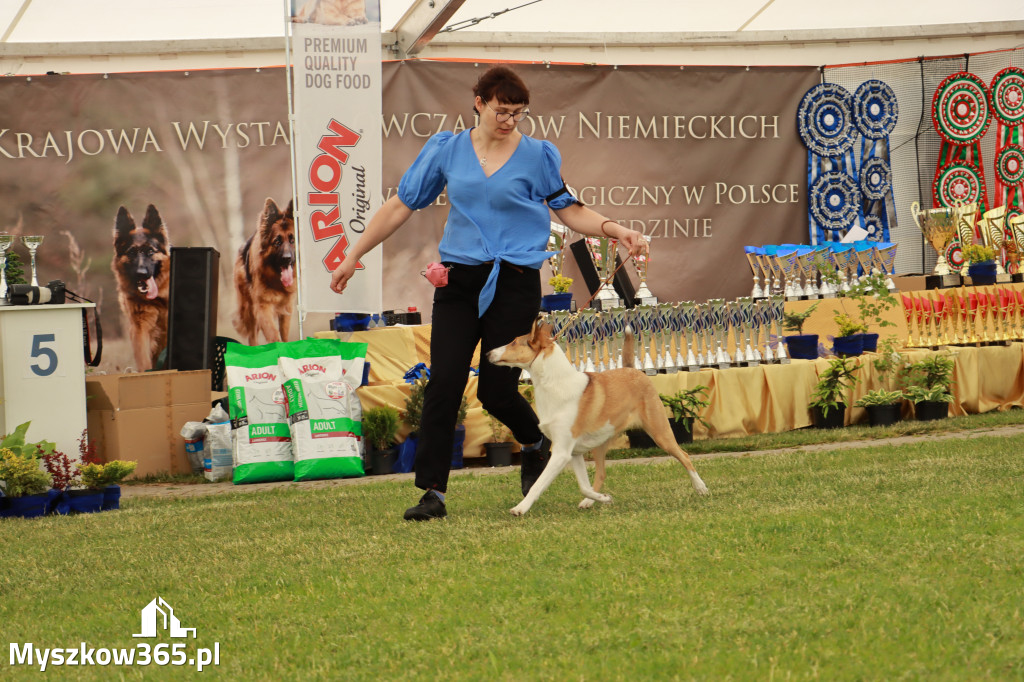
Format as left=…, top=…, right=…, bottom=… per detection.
left=403, top=490, right=447, bottom=521
left=520, top=436, right=551, bottom=496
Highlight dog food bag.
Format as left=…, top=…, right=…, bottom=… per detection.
left=225, top=342, right=294, bottom=484
left=277, top=338, right=367, bottom=481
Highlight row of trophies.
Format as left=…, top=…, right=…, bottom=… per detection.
left=912, top=201, right=1024, bottom=282
left=901, top=287, right=1024, bottom=348
left=542, top=297, right=793, bottom=375
left=744, top=241, right=898, bottom=301
left=0, top=233, right=45, bottom=303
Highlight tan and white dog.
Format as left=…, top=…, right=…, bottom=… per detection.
left=487, top=318, right=709, bottom=516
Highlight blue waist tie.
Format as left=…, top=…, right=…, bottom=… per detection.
left=478, top=248, right=552, bottom=317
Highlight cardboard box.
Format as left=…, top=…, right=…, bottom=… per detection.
left=86, top=370, right=211, bottom=477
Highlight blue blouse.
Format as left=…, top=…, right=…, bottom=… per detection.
left=398, top=130, right=579, bottom=316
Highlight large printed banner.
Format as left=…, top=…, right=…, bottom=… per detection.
left=0, top=61, right=815, bottom=372
left=378, top=62, right=819, bottom=312
left=291, top=0, right=382, bottom=314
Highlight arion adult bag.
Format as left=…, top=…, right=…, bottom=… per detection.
left=277, top=338, right=367, bottom=481
left=225, top=342, right=294, bottom=484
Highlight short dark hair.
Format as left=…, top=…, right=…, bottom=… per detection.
left=472, top=66, right=530, bottom=112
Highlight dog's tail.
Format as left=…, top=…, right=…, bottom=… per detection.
left=622, top=325, right=635, bottom=368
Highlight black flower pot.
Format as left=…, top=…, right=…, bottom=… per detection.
left=669, top=418, right=694, bottom=444
left=862, top=333, right=879, bottom=353
left=812, top=403, right=846, bottom=429
left=626, top=429, right=657, bottom=449
left=915, top=400, right=949, bottom=421
left=866, top=403, right=901, bottom=427
left=485, top=442, right=514, bottom=467
left=369, top=445, right=399, bottom=475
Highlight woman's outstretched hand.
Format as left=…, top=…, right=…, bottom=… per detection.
left=330, top=257, right=358, bottom=294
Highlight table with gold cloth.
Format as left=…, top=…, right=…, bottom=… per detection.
left=319, top=304, right=1024, bottom=458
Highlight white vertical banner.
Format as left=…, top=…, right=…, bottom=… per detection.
left=290, top=1, right=382, bottom=315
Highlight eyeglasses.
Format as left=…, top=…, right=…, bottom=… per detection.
left=484, top=101, right=530, bottom=123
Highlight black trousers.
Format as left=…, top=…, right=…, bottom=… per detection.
left=414, top=262, right=544, bottom=493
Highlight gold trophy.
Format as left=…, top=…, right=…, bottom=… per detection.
left=934, top=296, right=950, bottom=345
left=900, top=293, right=917, bottom=347
left=980, top=206, right=1011, bottom=282
left=944, top=292, right=960, bottom=344
left=954, top=202, right=980, bottom=249
left=964, top=291, right=978, bottom=344
left=922, top=297, right=935, bottom=347
left=977, top=292, right=991, bottom=343
left=910, top=201, right=960, bottom=284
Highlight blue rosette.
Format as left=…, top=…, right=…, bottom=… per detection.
left=853, top=80, right=899, bottom=140
left=860, top=157, right=891, bottom=201
left=798, top=82, right=856, bottom=158
left=810, top=171, right=860, bottom=234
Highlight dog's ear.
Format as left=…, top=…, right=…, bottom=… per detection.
left=528, top=318, right=553, bottom=348
left=284, top=199, right=294, bottom=220
left=114, top=206, right=135, bottom=241
left=142, top=205, right=166, bottom=244
left=261, top=198, right=281, bottom=231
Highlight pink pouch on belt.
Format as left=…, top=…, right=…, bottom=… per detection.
left=422, top=262, right=451, bottom=287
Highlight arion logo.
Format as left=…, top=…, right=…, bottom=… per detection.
left=133, top=597, right=196, bottom=639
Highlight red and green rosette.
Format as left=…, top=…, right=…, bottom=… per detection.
left=932, top=72, right=991, bottom=215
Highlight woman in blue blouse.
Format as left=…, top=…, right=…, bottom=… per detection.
left=331, top=66, right=645, bottom=520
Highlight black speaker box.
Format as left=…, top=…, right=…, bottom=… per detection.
left=167, top=247, right=220, bottom=373
left=569, top=238, right=637, bottom=308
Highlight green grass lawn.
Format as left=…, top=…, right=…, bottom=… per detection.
left=3, top=432, right=1023, bottom=680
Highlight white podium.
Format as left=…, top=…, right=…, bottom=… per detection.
left=0, top=303, right=94, bottom=461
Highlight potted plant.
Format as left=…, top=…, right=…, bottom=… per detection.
left=659, top=385, right=711, bottom=444
left=78, top=460, right=137, bottom=511
left=809, top=355, right=860, bottom=428
left=40, top=448, right=79, bottom=515
left=542, top=274, right=574, bottom=312
left=832, top=311, right=868, bottom=356
left=904, top=385, right=953, bottom=420
left=0, top=447, right=53, bottom=519
left=962, top=243, right=998, bottom=285
left=782, top=301, right=820, bottom=359
left=854, top=389, right=905, bottom=427
left=901, top=352, right=956, bottom=421
left=482, top=409, right=514, bottom=467
left=854, top=337, right=905, bottom=426
left=362, top=405, right=401, bottom=475
left=825, top=271, right=898, bottom=353
left=396, top=374, right=428, bottom=474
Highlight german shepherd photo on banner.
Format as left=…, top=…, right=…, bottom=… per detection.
left=112, top=204, right=171, bottom=372
left=233, top=198, right=296, bottom=345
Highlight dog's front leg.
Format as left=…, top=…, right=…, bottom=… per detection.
left=510, top=440, right=575, bottom=517
left=570, top=454, right=612, bottom=506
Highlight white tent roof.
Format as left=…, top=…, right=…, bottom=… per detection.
left=3, top=0, right=1024, bottom=42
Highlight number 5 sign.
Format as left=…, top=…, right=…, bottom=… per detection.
left=22, top=330, right=66, bottom=378
left=1, top=305, right=91, bottom=461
